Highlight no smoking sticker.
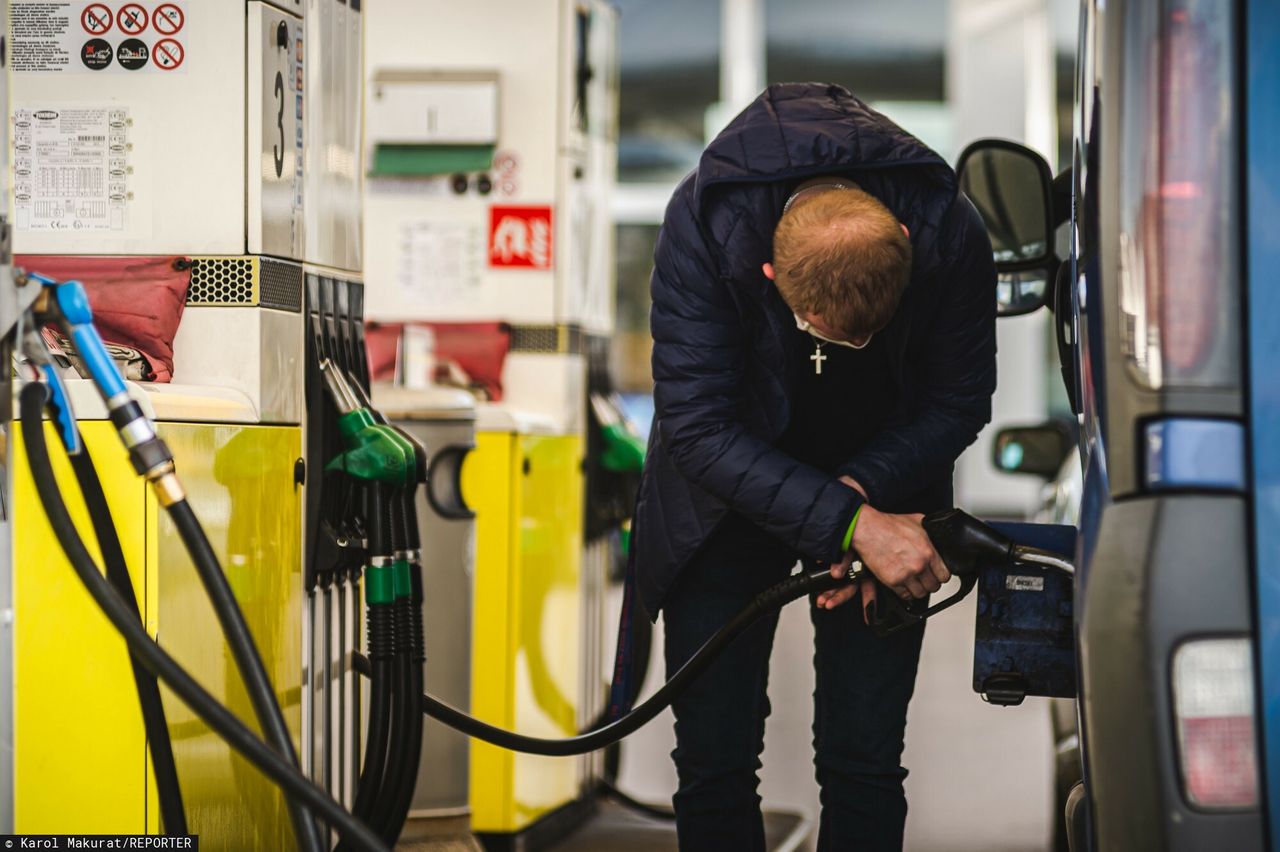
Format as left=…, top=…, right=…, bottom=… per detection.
left=81, top=3, right=112, bottom=34
left=153, top=3, right=183, bottom=35
left=153, top=37, right=183, bottom=70
left=117, top=3, right=147, bottom=34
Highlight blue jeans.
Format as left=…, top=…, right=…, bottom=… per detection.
left=662, top=515, right=925, bottom=851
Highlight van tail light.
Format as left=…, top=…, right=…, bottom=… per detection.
left=1172, top=638, right=1259, bottom=809
left=1122, top=0, right=1240, bottom=388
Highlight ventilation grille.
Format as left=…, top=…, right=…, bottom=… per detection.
left=186, top=257, right=303, bottom=312
left=510, top=324, right=584, bottom=354
left=187, top=257, right=255, bottom=305
left=260, top=258, right=304, bottom=312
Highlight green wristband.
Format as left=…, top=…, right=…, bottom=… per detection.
left=841, top=504, right=863, bottom=552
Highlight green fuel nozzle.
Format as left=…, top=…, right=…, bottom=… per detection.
left=325, top=415, right=412, bottom=488
left=319, top=359, right=413, bottom=489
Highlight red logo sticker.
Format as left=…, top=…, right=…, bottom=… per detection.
left=117, top=3, right=148, bottom=35
left=489, top=206, right=554, bottom=269
left=81, top=3, right=113, bottom=34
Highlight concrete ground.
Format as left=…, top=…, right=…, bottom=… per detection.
left=612, top=583, right=1056, bottom=851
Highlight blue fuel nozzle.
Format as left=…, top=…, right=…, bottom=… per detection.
left=21, top=271, right=179, bottom=494
left=50, top=278, right=129, bottom=402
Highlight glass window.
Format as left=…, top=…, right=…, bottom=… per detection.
left=764, top=0, right=947, bottom=102
left=615, top=0, right=720, bottom=183
left=763, top=1, right=951, bottom=168
left=611, top=223, right=661, bottom=393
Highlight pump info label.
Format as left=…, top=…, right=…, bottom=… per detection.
left=13, top=106, right=129, bottom=232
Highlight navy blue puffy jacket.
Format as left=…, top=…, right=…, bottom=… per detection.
left=633, top=83, right=998, bottom=617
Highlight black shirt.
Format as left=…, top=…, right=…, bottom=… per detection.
left=777, top=302, right=899, bottom=474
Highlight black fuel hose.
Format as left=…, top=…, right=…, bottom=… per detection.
left=67, top=449, right=187, bottom=834
left=349, top=563, right=364, bottom=798
left=18, top=383, right=389, bottom=852
left=369, top=600, right=414, bottom=843
left=341, top=483, right=395, bottom=852
left=385, top=557, right=426, bottom=836
left=345, top=609, right=393, bottom=847
left=367, top=498, right=411, bottom=841
left=372, top=494, right=426, bottom=843
left=320, top=577, right=334, bottom=833
left=166, top=497, right=323, bottom=852
left=353, top=565, right=848, bottom=757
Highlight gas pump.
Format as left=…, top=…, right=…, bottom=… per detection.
left=361, top=1, right=628, bottom=845
left=0, top=0, right=359, bottom=845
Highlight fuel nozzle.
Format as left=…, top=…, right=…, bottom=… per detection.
left=865, top=508, right=1016, bottom=638
left=319, top=358, right=362, bottom=415
left=21, top=273, right=183, bottom=503
left=924, top=509, right=1074, bottom=577
left=868, top=508, right=1074, bottom=638
left=921, top=508, right=1016, bottom=578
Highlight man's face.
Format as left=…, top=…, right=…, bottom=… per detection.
left=799, top=312, right=875, bottom=348
left=763, top=261, right=879, bottom=347
left=762, top=207, right=908, bottom=349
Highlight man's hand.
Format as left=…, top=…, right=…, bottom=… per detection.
left=816, top=548, right=861, bottom=610
left=814, top=554, right=877, bottom=618
left=814, top=476, right=873, bottom=617
left=816, top=477, right=949, bottom=619
left=852, top=505, right=950, bottom=599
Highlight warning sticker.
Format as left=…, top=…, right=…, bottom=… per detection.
left=81, top=3, right=111, bottom=34
left=489, top=206, right=554, bottom=270
left=152, top=36, right=181, bottom=70
left=116, top=37, right=148, bottom=69
left=80, top=37, right=112, bottom=69
left=116, top=3, right=147, bottom=36
left=292, top=25, right=303, bottom=215
left=152, top=2, right=181, bottom=34
left=13, top=106, right=131, bottom=232
left=10, top=0, right=188, bottom=74
left=1005, top=575, right=1046, bottom=592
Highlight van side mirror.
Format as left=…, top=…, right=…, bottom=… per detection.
left=956, top=139, right=1056, bottom=317
left=992, top=420, right=1076, bottom=479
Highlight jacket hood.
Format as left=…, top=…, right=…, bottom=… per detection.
left=694, top=82, right=955, bottom=202
left=691, top=83, right=959, bottom=282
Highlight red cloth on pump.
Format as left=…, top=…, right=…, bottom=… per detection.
left=365, top=321, right=511, bottom=401
left=16, top=255, right=191, bottom=382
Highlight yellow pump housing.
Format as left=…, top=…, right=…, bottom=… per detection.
left=463, top=422, right=588, bottom=834
left=10, top=413, right=305, bottom=849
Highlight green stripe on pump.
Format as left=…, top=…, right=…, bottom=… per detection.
left=370, top=144, right=494, bottom=177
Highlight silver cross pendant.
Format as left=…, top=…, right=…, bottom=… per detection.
left=811, top=344, right=827, bottom=375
